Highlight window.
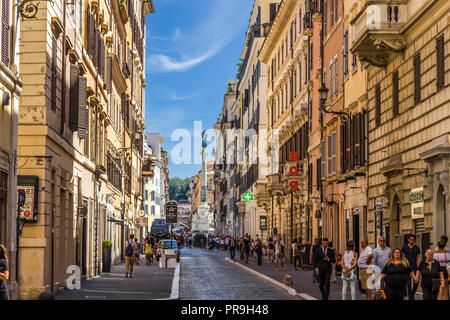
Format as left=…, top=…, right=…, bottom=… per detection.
left=51, top=36, right=58, bottom=111
left=330, top=0, right=334, bottom=26
left=1, top=0, right=10, bottom=65
left=329, top=60, right=333, bottom=98
left=413, top=53, right=421, bottom=105
left=145, top=205, right=148, bottom=214
left=151, top=205, right=155, bottom=215
left=145, top=190, right=148, bottom=200
left=344, top=28, right=349, bottom=76
left=393, top=70, right=399, bottom=117
left=327, top=132, right=337, bottom=175
left=334, top=55, right=338, bottom=95
left=321, top=140, right=327, bottom=179
left=352, top=53, right=357, bottom=69
left=375, top=84, right=381, bottom=126
left=324, top=1, right=327, bottom=36
left=436, top=35, right=445, bottom=91
left=335, top=0, right=338, bottom=21
left=151, top=191, right=155, bottom=201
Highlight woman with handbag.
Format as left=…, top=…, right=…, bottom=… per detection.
left=379, top=248, right=417, bottom=300
left=433, top=238, right=450, bottom=300
left=341, top=240, right=358, bottom=300
left=417, top=249, right=445, bottom=300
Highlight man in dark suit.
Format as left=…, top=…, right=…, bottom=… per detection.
left=313, top=238, right=336, bottom=300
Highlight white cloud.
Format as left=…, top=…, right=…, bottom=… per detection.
left=148, top=0, right=252, bottom=73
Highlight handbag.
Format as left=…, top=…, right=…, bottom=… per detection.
left=374, top=289, right=386, bottom=300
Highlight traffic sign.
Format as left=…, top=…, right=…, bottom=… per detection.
left=166, top=201, right=178, bottom=224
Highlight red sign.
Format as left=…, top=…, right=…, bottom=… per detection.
left=289, top=152, right=299, bottom=191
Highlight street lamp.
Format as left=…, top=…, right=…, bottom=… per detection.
left=318, top=84, right=329, bottom=105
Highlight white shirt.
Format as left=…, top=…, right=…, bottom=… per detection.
left=357, top=245, right=373, bottom=268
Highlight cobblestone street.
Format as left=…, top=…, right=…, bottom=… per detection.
left=179, top=247, right=298, bottom=300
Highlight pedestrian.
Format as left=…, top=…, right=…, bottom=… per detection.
left=267, top=237, right=274, bottom=263
left=433, top=237, right=450, bottom=300
left=328, top=241, right=337, bottom=282
left=292, top=239, right=301, bottom=270
left=134, top=238, right=141, bottom=265
left=124, top=234, right=138, bottom=278
left=401, top=234, right=421, bottom=300
left=256, top=238, right=263, bottom=266
left=341, top=240, right=358, bottom=300
left=313, top=238, right=336, bottom=300
left=379, top=248, right=417, bottom=300
left=274, top=237, right=285, bottom=271
left=357, top=238, right=373, bottom=300
left=311, top=238, right=321, bottom=283
left=243, top=235, right=250, bottom=263
left=416, top=249, right=445, bottom=300
left=335, top=254, right=343, bottom=276
left=373, top=236, right=392, bottom=270
left=145, top=239, right=153, bottom=265
left=238, top=237, right=245, bottom=260
left=0, top=244, right=9, bottom=300
left=298, top=238, right=305, bottom=269
left=230, top=236, right=236, bottom=260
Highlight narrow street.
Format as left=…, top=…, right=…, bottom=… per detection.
left=179, top=248, right=297, bottom=300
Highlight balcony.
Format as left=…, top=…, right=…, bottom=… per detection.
left=351, top=2, right=407, bottom=67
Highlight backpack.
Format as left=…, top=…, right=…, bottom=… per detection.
left=125, top=241, right=134, bottom=257
left=268, top=242, right=274, bottom=250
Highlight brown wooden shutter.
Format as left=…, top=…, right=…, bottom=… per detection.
left=106, top=55, right=112, bottom=92
left=414, top=53, right=421, bottom=105
left=89, top=13, right=95, bottom=59
left=360, top=108, right=367, bottom=166
left=340, top=123, right=345, bottom=173
left=69, top=64, right=79, bottom=131
left=345, top=119, right=350, bottom=171
left=1, top=0, right=10, bottom=65
left=355, top=113, right=361, bottom=167
left=51, top=36, right=57, bottom=111
left=316, top=158, right=321, bottom=190
left=350, top=116, right=356, bottom=170
left=436, top=35, right=445, bottom=91
left=77, top=76, right=89, bottom=139
left=375, top=83, right=381, bottom=126
left=308, top=162, right=312, bottom=194
left=393, top=70, right=399, bottom=116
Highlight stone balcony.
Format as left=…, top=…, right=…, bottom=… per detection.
left=350, top=2, right=408, bottom=67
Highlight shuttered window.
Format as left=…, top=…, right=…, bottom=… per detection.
left=414, top=53, right=421, bottom=105
left=361, top=108, right=368, bottom=166
left=354, top=113, right=361, bottom=167
left=340, top=123, right=345, bottom=173
left=334, top=55, right=338, bottom=95
left=51, top=36, right=58, bottom=111
left=344, top=28, right=349, bottom=76
left=436, top=35, right=445, bottom=91
left=329, top=61, right=333, bottom=98
left=349, top=115, right=355, bottom=169
left=330, top=0, right=334, bottom=26
left=69, top=64, right=79, bottom=131
left=393, top=70, right=399, bottom=117
left=308, top=162, right=313, bottom=194
left=78, top=76, right=89, bottom=139
left=335, top=0, right=339, bottom=21
left=321, top=140, right=327, bottom=179
left=106, top=55, right=112, bottom=92
left=328, top=132, right=336, bottom=175
left=375, top=84, right=381, bottom=126
left=1, top=0, right=10, bottom=66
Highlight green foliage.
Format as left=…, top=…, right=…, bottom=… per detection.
left=103, top=240, right=112, bottom=249
left=169, top=177, right=190, bottom=202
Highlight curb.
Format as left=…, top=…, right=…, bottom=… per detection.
left=169, top=262, right=180, bottom=300
left=225, top=258, right=297, bottom=296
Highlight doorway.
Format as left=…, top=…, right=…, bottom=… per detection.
left=353, top=210, right=360, bottom=253
left=390, top=195, right=401, bottom=248
left=436, top=184, right=447, bottom=241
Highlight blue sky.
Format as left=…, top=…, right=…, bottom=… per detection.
left=144, top=0, right=253, bottom=179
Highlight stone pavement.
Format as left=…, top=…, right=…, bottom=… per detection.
left=179, top=247, right=298, bottom=300
left=56, top=256, right=175, bottom=300
left=228, top=251, right=423, bottom=300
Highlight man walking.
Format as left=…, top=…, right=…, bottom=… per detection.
left=124, top=234, right=138, bottom=278
left=230, top=236, right=236, bottom=260
left=292, top=239, right=301, bottom=271
left=313, top=238, right=336, bottom=300
left=243, top=235, right=250, bottom=263
left=402, top=234, right=421, bottom=300
left=373, top=236, right=392, bottom=270
left=274, top=238, right=285, bottom=271
left=357, top=238, right=373, bottom=300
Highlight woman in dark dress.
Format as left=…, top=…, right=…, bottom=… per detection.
left=416, top=249, right=445, bottom=300
left=0, top=244, right=9, bottom=300
left=379, top=248, right=416, bottom=300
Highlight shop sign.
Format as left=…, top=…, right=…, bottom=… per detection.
left=259, top=216, right=267, bottom=230
left=288, top=152, right=300, bottom=191
left=410, top=187, right=424, bottom=219
left=17, top=176, right=39, bottom=222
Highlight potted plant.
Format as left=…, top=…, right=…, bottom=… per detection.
left=102, top=240, right=112, bottom=272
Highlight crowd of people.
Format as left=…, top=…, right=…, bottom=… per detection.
left=197, top=232, right=449, bottom=301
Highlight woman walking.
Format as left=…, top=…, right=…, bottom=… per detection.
left=433, top=238, right=449, bottom=300
left=379, top=248, right=416, bottom=300
left=145, top=240, right=153, bottom=265
left=416, top=249, right=445, bottom=300
left=255, top=238, right=263, bottom=266
left=341, top=240, right=358, bottom=300
left=267, top=238, right=274, bottom=263
left=0, top=244, right=9, bottom=300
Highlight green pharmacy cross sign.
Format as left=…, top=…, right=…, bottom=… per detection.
left=243, top=192, right=253, bottom=202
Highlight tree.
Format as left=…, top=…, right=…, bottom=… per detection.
left=169, top=177, right=190, bottom=202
